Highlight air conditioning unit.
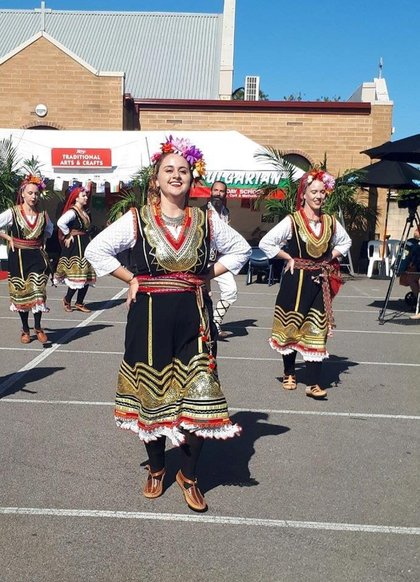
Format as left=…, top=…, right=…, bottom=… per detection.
left=244, top=76, right=260, bottom=101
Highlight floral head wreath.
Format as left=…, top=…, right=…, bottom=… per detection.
left=62, top=184, right=88, bottom=215
left=151, top=135, right=206, bottom=181
left=296, top=169, right=335, bottom=210
left=17, top=174, right=47, bottom=203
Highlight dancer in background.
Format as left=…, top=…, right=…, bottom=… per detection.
left=259, top=169, right=351, bottom=399
left=207, top=180, right=238, bottom=338
left=0, top=175, right=53, bottom=344
left=55, top=185, right=96, bottom=313
left=86, top=137, right=250, bottom=512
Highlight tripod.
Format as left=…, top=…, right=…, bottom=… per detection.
left=378, top=205, right=419, bottom=324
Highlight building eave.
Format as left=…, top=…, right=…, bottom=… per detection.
left=134, top=99, right=372, bottom=115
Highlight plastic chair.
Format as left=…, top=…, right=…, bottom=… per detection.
left=367, top=240, right=390, bottom=277
left=246, top=247, right=274, bottom=286
left=387, top=239, right=400, bottom=276
left=0, top=244, right=8, bottom=271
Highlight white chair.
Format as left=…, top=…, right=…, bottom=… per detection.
left=367, top=240, right=390, bottom=277
left=387, top=239, right=400, bottom=276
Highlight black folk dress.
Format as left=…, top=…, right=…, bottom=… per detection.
left=116, top=205, right=241, bottom=446
left=55, top=207, right=96, bottom=288
left=7, top=205, right=50, bottom=313
left=270, top=210, right=336, bottom=361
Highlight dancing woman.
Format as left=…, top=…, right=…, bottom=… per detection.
left=0, top=175, right=53, bottom=344
left=55, top=185, right=96, bottom=313
left=86, top=136, right=251, bottom=511
left=259, top=169, right=351, bottom=399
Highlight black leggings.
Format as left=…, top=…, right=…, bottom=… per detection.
left=282, top=351, right=322, bottom=387
left=65, top=285, right=89, bottom=305
left=145, top=431, right=204, bottom=480
left=19, top=311, right=42, bottom=332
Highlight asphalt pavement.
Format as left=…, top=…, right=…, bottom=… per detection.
left=0, top=273, right=419, bottom=582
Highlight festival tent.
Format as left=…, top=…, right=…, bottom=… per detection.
left=0, top=129, right=303, bottom=205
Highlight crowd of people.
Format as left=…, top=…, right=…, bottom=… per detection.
left=3, top=135, right=417, bottom=512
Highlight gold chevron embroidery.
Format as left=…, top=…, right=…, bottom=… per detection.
left=293, top=211, right=333, bottom=258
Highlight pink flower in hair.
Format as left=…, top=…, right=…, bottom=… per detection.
left=151, top=135, right=206, bottom=180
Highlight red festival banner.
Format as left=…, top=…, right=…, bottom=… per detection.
left=51, top=148, right=112, bottom=168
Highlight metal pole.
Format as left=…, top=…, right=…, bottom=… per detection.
left=378, top=209, right=419, bottom=323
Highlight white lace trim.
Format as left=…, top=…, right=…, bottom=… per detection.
left=10, top=303, right=49, bottom=314
left=115, top=418, right=241, bottom=447
left=53, top=276, right=95, bottom=289
left=268, top=338, right=329, bottom=362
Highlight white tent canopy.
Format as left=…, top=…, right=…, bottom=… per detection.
left=0, top=129, right=303, bottom=193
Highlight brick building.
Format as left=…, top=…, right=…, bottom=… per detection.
left=0, top=1, right=396, bottom=262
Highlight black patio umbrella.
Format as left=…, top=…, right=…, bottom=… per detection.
left=350, top=158, right=420, bottom=188
left=346, top=159, right=420, bottom=254
left=361, top=133, right=420, bottom=163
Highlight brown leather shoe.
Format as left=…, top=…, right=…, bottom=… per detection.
left=75, top=303, right=91, bottom=313
left=305, top=385, right=327, bottom=399
left=34, top=328, right=48, bottom=344
left=176, top=469, right=207, bottom=512
left=63, top=298, right=72, bottom=312
left=20, top=331, right=31, bottom=344
left=282, top=374, right=297, bottom=390
left=217, top=329, right=230, bottom=339
left=143, top=465, right=165, bottom=499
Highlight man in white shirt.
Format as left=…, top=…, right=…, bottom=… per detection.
left=208, top=181, right=238, bottom=338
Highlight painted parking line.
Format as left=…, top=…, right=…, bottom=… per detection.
left=3, top=316, right=418, bottom=335
left=1, top=399, right=419, bottom=421
left=0, top=506, right=418, bottom=535
left=0, top=288, right=127, bottom=396
left=0, top=346, right=419, bottom=368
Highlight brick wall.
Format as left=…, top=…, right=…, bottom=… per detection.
left=137, top=102, right=392, bottom=177
left=0, top=37, right=123, bottom=129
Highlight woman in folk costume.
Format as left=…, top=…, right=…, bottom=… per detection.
left=0, top=175, right=53, bottom=344
left=85, top=136, right=251, bottom=512
left=259, top=169, right=351, bottom=399
left=54, top=185, right=96, bottom=313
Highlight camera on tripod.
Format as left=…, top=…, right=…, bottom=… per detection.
left=397, top=191, right=420, bottom=210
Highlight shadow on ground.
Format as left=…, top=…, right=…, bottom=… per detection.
left=276, top=354, right=359, bottom=393
left=141, top=411, right=289, bottom=494
left=221, top=318, right=259, bottom=338
left=0, top=366, right=66, bottom=398
left=41, top=323, right=114, bottom=346
left=83, top=298, right=126, bottom=311
left=368, top=298, right=419, bottom=325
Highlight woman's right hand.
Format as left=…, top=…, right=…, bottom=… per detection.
left=126, top=278, right=139, bottom=309
left=284, top=258, right=295, bottom=275
left=64, top=235, right=74, bottom=248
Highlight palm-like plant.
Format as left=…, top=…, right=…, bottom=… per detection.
left=107, top=165, right=153, bottom=223
left=254, top=147, right=377, bottom=234
left=0, top=137, right=21, bottom=212
left=0, top=139, right=55, bottom=211
left=253, top=147, right=301, bottom=221
left=324, top=171, right=377, bottom=234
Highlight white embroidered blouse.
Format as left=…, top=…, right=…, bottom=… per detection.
left=85, top=208, right=251, bottom=277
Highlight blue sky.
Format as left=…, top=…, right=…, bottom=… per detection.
left=4, top=0, right=420, bottom=140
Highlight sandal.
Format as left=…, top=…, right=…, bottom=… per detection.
left=305, top=385, right=327, bottom=399
left=34, top=329, right=48, bottom=344
left=63, top=298, right=72, bottom=312
left=75, top=303, right=91, bottom=313
left=282, top=374, right=297, bottom=390
left=143, top=465, right=166, bottom=499
left=20, top=331, right=31, bottom=344
left=176, top=469, right=208, bottom=512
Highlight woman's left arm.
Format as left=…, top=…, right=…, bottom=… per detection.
left=209, top=211, right=251, bottom=279
left=0, top=209, right=14, bottom=250
left=331, top=219, right=352, bottom=259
